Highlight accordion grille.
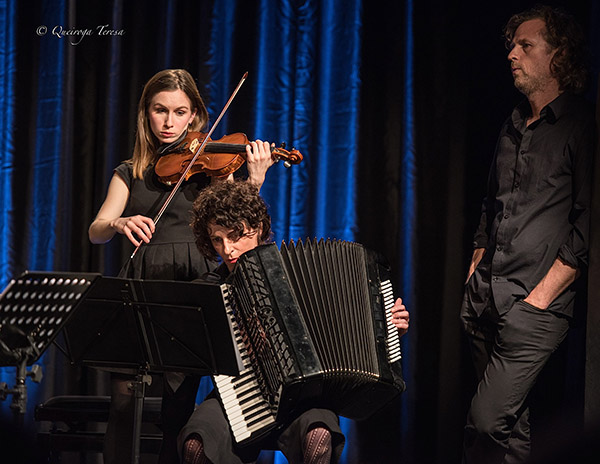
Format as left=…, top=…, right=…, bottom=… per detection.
left=279, top=239, right=380, bottom=378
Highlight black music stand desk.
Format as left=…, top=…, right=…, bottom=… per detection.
left=1, top=271, right=242, bottom=464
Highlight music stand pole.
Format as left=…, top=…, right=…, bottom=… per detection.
left=0, top=326, right=44, bottom=428
left=129, top=372, right=152, bottom=464
left=11, top=352, right=29, bottom=428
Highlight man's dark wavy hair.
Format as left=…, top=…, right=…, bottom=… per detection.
left=191, top=180, right=272, bottom=261
left=504, top=4, right=589, bottom=94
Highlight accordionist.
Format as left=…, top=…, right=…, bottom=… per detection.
left=177, top=180, right=410, bottom=464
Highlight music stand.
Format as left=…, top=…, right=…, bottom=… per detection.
left=61, top=276, right=241, bottom=375
left=0, top=271, right=98, bottom=426
left=1, top=271, right=243, bottom=464
left=65, top=275, right=243, bottom=464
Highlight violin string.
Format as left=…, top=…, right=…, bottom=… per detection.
left=130, top=72, right=249, bottom=259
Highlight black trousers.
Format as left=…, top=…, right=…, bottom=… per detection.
left=460, top=297, right=570, bottom=464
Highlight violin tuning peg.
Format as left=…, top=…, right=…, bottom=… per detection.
left=281, top=142, right=286, bottom=149
left=283, top=161, right=291, bottom=168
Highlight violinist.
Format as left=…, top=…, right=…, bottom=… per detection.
left=88, top=69, right=275, bottom=464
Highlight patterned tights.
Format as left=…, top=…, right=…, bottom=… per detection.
left=182, top=434, right=208, bottom=464
left=302, top=426, right=333, bottom=464
left=182, top=426, right=332, bottom=464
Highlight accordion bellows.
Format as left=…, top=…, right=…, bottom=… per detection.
left=214, top=239, right=406, bottom=446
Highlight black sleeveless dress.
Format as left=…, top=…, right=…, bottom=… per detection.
left=115, top=162, right=213, bottom=280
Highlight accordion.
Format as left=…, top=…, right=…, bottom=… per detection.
left=213, top=239, right=405, bottom=446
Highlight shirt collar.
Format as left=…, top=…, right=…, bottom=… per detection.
left=511, top=92, right=571, bottom=131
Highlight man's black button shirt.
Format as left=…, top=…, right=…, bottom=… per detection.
left=468, top=92, right=595, bottom=316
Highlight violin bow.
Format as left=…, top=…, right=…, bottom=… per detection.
left=130, top=72, right=249, bottom=259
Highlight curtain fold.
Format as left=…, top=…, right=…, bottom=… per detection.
left=398, top=0, right=416, bottom=457
left=207, top=0, right=237, bottom=132
left=0, top=0, right=17, bottom=419
left=27, top=1, right=65, bottom=271
left=0, top=0, right=16, bottom=287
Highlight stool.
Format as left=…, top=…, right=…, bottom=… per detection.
left=35, top=395, right=162, bottom=461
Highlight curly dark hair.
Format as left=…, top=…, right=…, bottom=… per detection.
left=504, top=4, right=589, bottom=94
left=191, top=180, right=272, bottom=261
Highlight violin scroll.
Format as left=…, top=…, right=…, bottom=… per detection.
left=272, top=145, right=303, bottom=168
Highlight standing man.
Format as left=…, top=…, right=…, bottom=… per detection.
left=461, top=5, right=595, bottom=464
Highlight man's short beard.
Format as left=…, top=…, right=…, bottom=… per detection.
left=514, top=76, right=544, bottom=96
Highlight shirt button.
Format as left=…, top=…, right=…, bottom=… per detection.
left=503, top=214, right=509, bottom=219
left=492, top=276, right=499, bottom=282
left=496, top=245, right=503, bottom=251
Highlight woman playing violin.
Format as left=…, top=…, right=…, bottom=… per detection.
left=88, top=68, right=275, bottom=464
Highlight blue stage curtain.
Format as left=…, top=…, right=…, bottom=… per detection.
left=0, top=0, right=17, bottom=418
left=205, top=0, right=363, bottom=245
left=0, top=0, right=68, bottom=422
left=253, top=0, right=363, bottom=243
left=0, top=0, right=16, bottom=287
left=27, top=2, right=65, bottom=271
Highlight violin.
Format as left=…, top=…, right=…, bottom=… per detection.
left=154, top=131, right=303, bottom=185
left=130, top=72, right=290, bottom=259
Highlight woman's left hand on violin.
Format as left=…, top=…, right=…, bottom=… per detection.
left=246, top=139, right=276, bottom=187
